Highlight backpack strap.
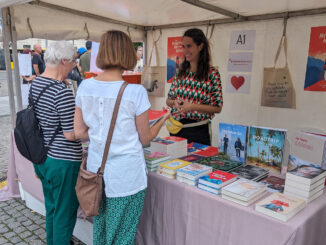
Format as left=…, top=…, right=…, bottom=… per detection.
left=28, top=82, right=58, bottom=107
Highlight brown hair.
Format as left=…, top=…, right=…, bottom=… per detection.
left=96, top=30, right=137, bottom=70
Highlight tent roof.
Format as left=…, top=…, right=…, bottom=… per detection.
left=2, top=0, right=326, bottom=40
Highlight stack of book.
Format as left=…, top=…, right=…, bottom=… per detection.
left=230, top=165, right=269, bottom=181
left=150, top=136, right=187, bottom=159
left=157, top=159, right=191, bottom=179
left=176, top=163, right=212, bottom=186
left=198, top=170, right=237, bottom=195
left=284, top=155, right=326, bottom=203
left=144, top=152, right=170, bottom=172
left=197, top=156, right=242, bottom=172
left=255, top=192, right=306, bottom=222
left=221, top=178, right=267, bottom=206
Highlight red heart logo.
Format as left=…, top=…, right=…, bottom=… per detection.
left=231, top=76, right=245, bottom=90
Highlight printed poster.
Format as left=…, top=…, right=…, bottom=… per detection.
left=18, top=53, right=32, bottom=76
left=304, top=26, right=326, bottom=91
left=226, top=74, right=251, bottom=93
left=167, top=37, right=184, bottom=83
left=228, top=52, right=253, bottom=72
left=229, top=30, right=256, bottom=50
left=90, top=41, right=102, bottom=73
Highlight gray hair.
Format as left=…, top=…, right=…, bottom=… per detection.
left=44, top=41, right=75, bottom=67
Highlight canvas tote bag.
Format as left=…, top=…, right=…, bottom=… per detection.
left=141, top=32, right=166, bottom=97
left=75, top=82, right=128, bottom=217
left=261, top=35, right=296, bottom=108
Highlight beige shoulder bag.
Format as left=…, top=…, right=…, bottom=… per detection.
left=75, top=82, right=128, bottom=217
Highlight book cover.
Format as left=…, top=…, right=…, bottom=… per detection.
left=164, top=136, right=187, bottom=143
left=218, top=122, right=248, bottom=164
left=230, top=165, right=269, bottom=181
left=255, top=192, right=306, bottom=222
left=222, top=178, right=266, bottom=201
left=149, top=110, right=166, bottom=126
left=159, top=159, right=191, bottom=171
left=177, top=163, right=212, bottom=177
left=145, top=152, right=169, bottom=164
left=290, top=131, right=326, bottom=169
left=199, top=170, right=237, bottom=189
left=286, top=155, right=326, bottom=184
left=247, top=126, right=287, bottom=174
left=187, top=142, right=218, bottom=157
left=197, top=156, right=242, bottom=172
left=152, top=137, right=175, bottom=145
left=179, top=154, right=204, bottom=162
left=260, top=176, right=285, bottom=193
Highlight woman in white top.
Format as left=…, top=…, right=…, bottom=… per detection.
left=74, top=30, right=170, bottom=245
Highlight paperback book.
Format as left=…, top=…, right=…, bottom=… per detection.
left=198, top=170, right=237, bottom=189
left=158, top=159, right=191, bottom=175
left=149, top=110, right=166, bottom=127
left=198, top=184, right=221, bottom=195
left=230, top=165, right=269, bottom=181
left=187, top=142, right=218, bottom=157
left=255, top=192, right=306, bottom=222
left=246, top=126, right=287, bottom=174
left=178, top=154, right=204, bottom=162
left=197, top=156, right=242, bottom=172
left=150, top=136, right=187, bottom=159
left=260, top=176, right=285, bottom=193
left=218, top=122, right=248, bottom=164
left=176, top=163, right=212, bottom=181
left=221, top=178, right=267, bottom=202
left=145, top=152, right=170, bottom=165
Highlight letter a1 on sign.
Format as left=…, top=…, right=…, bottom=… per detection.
left=230, top=30, right=256, bottom=50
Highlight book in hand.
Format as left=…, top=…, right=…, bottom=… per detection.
left=260, top=176, right=285, bottom=193
left=158, top=159, right=191, bottom=175
left=197, top=156, right=242, bottom=172
left=246, top=126, right=287, bottom=174
left=198, top=170, right=237, bottom=190
left=221, top=178, right=267, bottom=202
left=187, top=142, right=218, bottom=157
left=286, top=155, right=326, bottom=185
left=149, top=110, right=166, bottom=127
left=218, top=122, right=248, bottom=164
left=230, top=165, right=269, bottom=181
left=255, top=192, right=306, bottom=222
left=176, top=163, right=212, bottom=181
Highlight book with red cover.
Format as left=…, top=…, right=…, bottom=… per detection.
left=187, top=142, right=218, bottom=157
left=149, top=110, right=166, bottom=126
left=199, top=170, right=237, bottom=189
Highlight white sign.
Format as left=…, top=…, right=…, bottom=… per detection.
left=21, top=84, right=31, bottom=106
left=90, top=41, right=102, bottom=73
left=226, top=74, right=251, bottom=94
left=229, top=30, right=256, bottom=50
left=18, top=53, right=32, bottom=76
left=227, top=52, right=253, bottom=72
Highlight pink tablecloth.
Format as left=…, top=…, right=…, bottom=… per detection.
left=136, top=172, right=326, bottom=245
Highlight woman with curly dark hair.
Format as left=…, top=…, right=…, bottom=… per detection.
left=166, top=28, right=223, bottom=145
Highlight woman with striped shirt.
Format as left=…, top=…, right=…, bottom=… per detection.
left=30, top=41, right=82, bottom=245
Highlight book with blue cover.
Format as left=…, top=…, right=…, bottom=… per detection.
left=176, top=163, right=212, bottom=181
left=218, top=123, right=248, bottom=164
left=198, top=170, right=237, bottom=190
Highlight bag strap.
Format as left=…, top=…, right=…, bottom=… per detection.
left=148, top=30, right=161, bottom=66
left=29, top=82, right=58, bottom=107
left=97, top=82, right=128, bottom=175
left=273, top=35, right=288, bottom=68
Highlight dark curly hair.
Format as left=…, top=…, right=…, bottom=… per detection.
left=177, top=28, right=211, bottom=81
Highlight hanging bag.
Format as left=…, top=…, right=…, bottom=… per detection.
left=261, top=35, right=296, bottom=108
left=141, top=31, right=166, bottom=97
left=75, top=82, right=128, bottom=217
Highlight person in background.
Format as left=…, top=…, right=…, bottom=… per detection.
left=76, top=47, right=87, bottom=75
left=68, top=47, right=87, bottom=87
left=235, top=137, right=242, bottom=157
left=133, top=45, right=143, bottom=72
left=166, top=28, right=223, bottom=145
left=21, top=49, right=36, bottom=84
left=79, top=41, right=92, bottom=79
left=223, top=134, right=229, bottom=154
left=32, top=43, right=45, bottom=76
left=74, top=30, right=170, bottom=245
left=30, top=41, right=82, bottom=245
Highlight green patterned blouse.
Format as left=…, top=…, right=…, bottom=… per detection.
left=168, top=66, right=223, bottom=121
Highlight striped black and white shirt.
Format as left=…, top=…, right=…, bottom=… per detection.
left=30, top=76, right=82, bottom=162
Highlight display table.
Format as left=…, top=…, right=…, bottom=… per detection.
left=2, top=132, right=326, bottom=245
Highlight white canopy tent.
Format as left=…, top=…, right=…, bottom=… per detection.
left=1, top=0, right=326, bottom=145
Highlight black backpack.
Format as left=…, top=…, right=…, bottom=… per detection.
left=14, top=83, right=60, bottom=164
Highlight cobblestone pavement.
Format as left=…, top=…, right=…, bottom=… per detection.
left=0, top=99, right=85, bottom=244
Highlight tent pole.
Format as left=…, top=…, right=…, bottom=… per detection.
left=9, top=7, right=23, bottom=111
left=1, top=8, right=16, bottom=128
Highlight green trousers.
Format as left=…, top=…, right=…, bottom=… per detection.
left=34, top=157, right=81, bottom=245
left=93, top=189, right=146, bottom=245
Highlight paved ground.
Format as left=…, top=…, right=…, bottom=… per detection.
left=0, top=95, right=85, bottom=244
